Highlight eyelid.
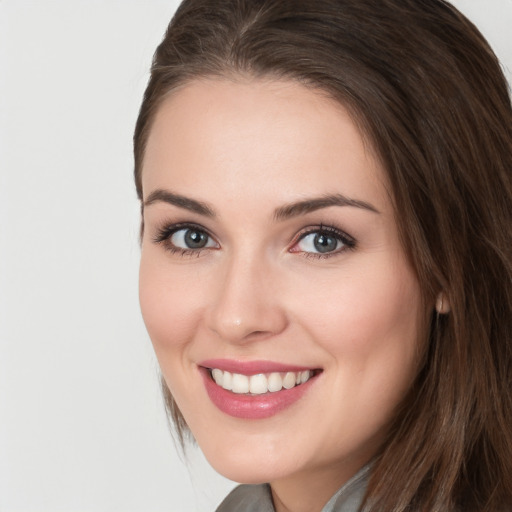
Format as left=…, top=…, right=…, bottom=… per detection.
left=152, top=221, right=210, bottom=242
left=289, top=224, right=356, bottom=257
left=150, top=221, right=355, bottom=259
left=152, top=221, right=219, bottom=255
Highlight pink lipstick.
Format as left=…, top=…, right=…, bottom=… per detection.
left=199, top=359, right=321, bottom=419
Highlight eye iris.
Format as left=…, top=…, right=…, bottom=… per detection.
left=184, top=229, right=208, bottom=248
left=314, top=233, right=338, bottom=253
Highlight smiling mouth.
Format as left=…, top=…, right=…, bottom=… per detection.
left=208, top=368, right=320, bottom=395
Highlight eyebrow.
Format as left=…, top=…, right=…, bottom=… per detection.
left=144, top=189, right=215, bottom=217
left=273, top=194, right=380, bottom=221
left=143, top=189, right=379, bottom=220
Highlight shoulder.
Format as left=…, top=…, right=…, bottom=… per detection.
left=216, top=483, right=274, bottom=512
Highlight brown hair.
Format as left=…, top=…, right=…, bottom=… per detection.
left=134, top=1, right=512, bottom=510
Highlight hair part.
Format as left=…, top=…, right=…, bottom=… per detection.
left=134, top=1, right=512, bottom=510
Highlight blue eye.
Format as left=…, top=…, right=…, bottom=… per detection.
left=297, top=232, right=343, bottom=253
left=170, top=228, right=217, bottom=249
left=153, top=224, right=218, bottom=255
left=293, top=226, right=355, bottom=257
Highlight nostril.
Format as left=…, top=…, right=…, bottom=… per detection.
left=206, top=284, right=288, bottom=343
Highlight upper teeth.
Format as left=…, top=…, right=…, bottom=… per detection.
left=210, top=369, right=312, bottom=395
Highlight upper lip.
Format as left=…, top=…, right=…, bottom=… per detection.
left=199, top=358, right=318, bottom=375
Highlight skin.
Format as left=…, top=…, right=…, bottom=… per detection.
left=139, top=78, right=429, bottom=512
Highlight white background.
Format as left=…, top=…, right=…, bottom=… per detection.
left=0, top=1, right=510, bottom=511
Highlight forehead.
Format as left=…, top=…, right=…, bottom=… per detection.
left=142, top=78, right=389, bottom=212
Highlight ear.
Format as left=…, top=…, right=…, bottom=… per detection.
left=435, top=293, right=451, bottom=314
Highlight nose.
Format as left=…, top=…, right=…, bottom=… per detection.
left=205, top=252, right=288, bottom=344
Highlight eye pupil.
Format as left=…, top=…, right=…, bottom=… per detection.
left=185, top=229, right=208, bottom=248
left=314, top=234, right=337, bottom=253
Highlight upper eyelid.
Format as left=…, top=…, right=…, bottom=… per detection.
left=294, top=224, right=355, bottom=243
left=151, top=221, right=355, bottom=251
left=152, top=223, right=219, bottom=256
left=290, top=225, right=357, bottom=256
left=153, top=222, right=215, bottom=241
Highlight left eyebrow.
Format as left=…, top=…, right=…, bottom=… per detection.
left=273, top=194, right=380, bottom=221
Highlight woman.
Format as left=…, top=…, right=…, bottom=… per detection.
left=134, top=0, right=512, bottom=510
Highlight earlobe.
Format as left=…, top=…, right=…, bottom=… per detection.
left=435, top=293, right=450, bottom=314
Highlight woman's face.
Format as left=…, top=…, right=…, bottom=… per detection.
left=139, top=79, right=427, bottom=490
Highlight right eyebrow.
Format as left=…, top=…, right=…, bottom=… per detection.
left=143, top=189, right=216, bottom=217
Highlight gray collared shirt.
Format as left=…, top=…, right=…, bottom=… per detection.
left=216, top=464, right=371, bottom=512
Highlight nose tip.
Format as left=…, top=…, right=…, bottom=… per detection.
left=206, top=260, right=288, bottom=344
left=211, top=314, right=279, bottom=344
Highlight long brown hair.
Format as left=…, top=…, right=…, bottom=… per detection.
left=134, top=1, right=512, bottom=510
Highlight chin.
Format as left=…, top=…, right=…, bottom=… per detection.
left=196, top=435, right=297, bottom=484
left=209, top=460, right=292, bottom=485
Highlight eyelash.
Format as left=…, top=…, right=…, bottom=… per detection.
left=152, top=222, right=356, bottom=259
left=292, top=224, right=356, bottom=260
left=153, top=222, right=216, bottom=257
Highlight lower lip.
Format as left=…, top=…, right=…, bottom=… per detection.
left=200, top=367, right=318, bottom=419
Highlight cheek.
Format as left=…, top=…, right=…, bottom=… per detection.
left=138, top=255, right=204, bottom=356
left=287, top=257, right=424, bottom=364
left=291, top=260, right=425, bottom=436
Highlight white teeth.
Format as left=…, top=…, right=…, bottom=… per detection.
left=212, top=368, right=223, bottom=385
left=222, top=371, right=232, bottom=391
left=231, top=373, right=249, bottom=394
left=210, top=369, right=313, bottom=395
left=249, top=374, right=267, bottom=394
left=267, top=372, right=283, bottom=392
left=283, top=372, right=296, bottom=389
